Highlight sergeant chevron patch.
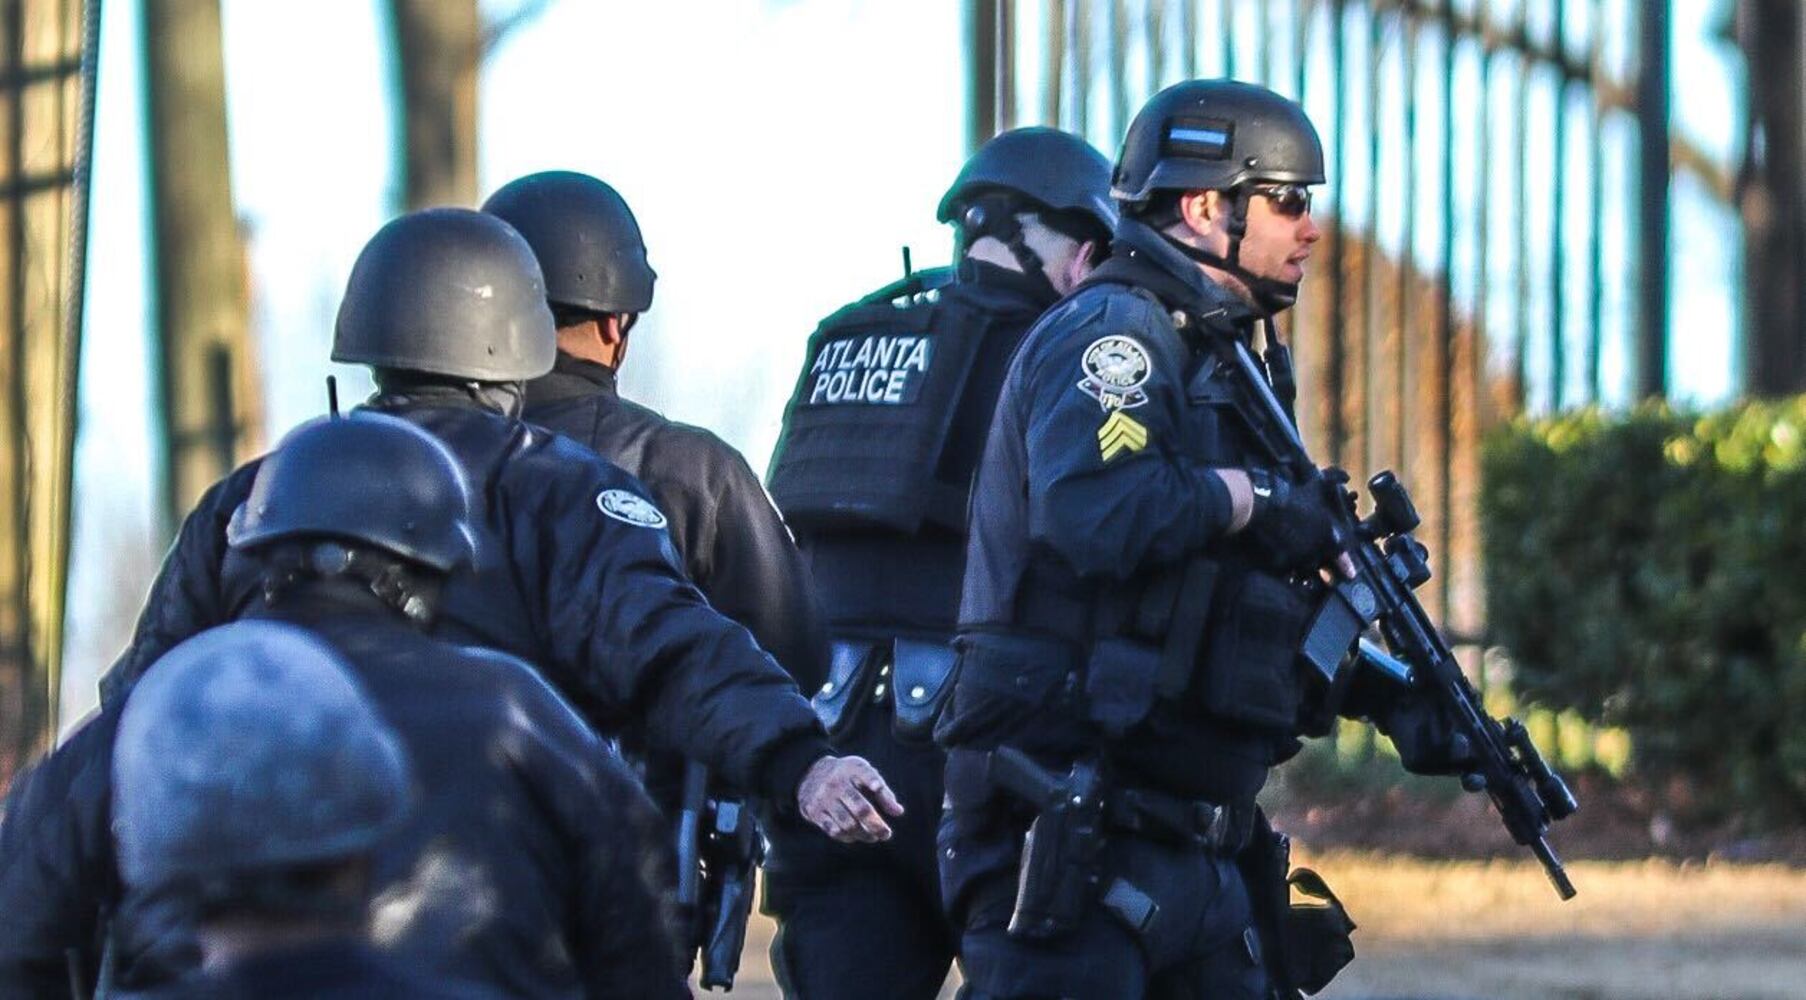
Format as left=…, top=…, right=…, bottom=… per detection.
left=1097, top=410, right=1149, bottom=462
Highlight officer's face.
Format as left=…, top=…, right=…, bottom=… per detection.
left=1238, top=185, right=1322, bottom=287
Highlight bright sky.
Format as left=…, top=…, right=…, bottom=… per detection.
left=56, top=0, right=1742, bottom=730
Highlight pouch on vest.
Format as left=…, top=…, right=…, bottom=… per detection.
left=1283, top=867, right=1356, bottom=995
left=934, top=633, right=1084, bottom=754
left=811, top=640, right=884, bottom=740
left=1083, top=637, right=1162, bottom=738
left=891, top=637, right=960, bottom=744
left=1197, top=569, right=1311, bottom=731
left=768, top=290, right=998, bottom=535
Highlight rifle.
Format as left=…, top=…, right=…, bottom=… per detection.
left=673, top=760, right=763, bottom=990
left=1210, top=335, right=1580, bottom=899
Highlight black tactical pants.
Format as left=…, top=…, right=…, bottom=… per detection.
left=950, top=835, right=1269, bottom=1000
left=762, top=703, right=956, bottom=1000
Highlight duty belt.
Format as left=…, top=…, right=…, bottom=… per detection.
left=1103, top=786, right=1256, bottom=854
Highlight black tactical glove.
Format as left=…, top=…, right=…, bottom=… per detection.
left=1371, top=687, right=1478, bottom=777
left=1245, top=468, right=1344, bottom=575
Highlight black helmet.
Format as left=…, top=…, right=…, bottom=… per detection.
left=1111, top=79, right=1325, bottom=206
left=481, top=171, right=657, bottom=316
left=937, top=127, right=1117, bottom=236
left=333, top=208, right=556, bottom=382
left=227, top=411, right=475, bottom=573
left=111, top=621, right=411, bottom=892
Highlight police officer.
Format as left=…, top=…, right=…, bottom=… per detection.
left=109, top=620, right=500, bottom=999
left=5, top=414, right=691, bottom=998
left=935, top=80, right=1358, bottom=999
left=481, top=171, right=833, bottom=981
left=481, top=170, right=828, bottom=696
left=761, top=128, right=1116, bottom=1000
left=100, top=207, right=898, bottom=846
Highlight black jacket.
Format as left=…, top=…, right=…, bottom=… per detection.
left=524, top=354, right=829, bottom=693
left=2, top=590, right=691, bottom=1000
left=98, top=398, right=830, bottom=802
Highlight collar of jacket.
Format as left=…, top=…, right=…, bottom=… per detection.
left=525, top=351, right=620, bottom=409
left=1106, top=218, right=1260, bottom=342
left=364, top=378, right=525, bottom=419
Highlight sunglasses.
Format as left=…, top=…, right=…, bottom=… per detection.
left=1248, top=183, right=1313, bottom=219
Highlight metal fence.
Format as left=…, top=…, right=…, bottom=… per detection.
left=0, top=0, right=98, bottom=781
left=964, top=0, right=1738, bottom=652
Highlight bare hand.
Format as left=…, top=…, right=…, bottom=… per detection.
left=797, top=755, right=904, bottom=844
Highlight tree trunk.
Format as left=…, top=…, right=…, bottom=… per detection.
left=1739, top=0, right=1806, bottom=397
left=388, top=0, right=477, bottom=209
left=0, top=0, right=96, bottom=788
left=143, top=0, right=259, bottom=539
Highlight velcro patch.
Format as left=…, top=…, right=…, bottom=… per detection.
left=803, top=333, right=936, bottom=406
left=1164, top=116, right=1234, bottom=160
left=1098, top=411, right=1149, bottom=462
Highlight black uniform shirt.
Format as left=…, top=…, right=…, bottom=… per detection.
left=524, top=354, right=829, bottom=693
left=98, top=398, right=831, bottom=802
left=947, top=218, right=1286, bottom=802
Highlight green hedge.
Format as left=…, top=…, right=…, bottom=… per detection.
left=1482, top=399, right=1806, bottom=824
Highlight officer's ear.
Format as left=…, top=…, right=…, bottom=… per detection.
left=1177, top=189, right=1222, bottom=237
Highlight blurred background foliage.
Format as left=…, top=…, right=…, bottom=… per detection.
left=1483, top=399, right=1806, bottom=826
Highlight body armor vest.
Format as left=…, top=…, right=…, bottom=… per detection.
left=769, top=267, right=1033, bottom=537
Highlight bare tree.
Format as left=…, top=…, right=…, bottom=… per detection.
left=1737, top=0, right=1806, bottom=397
left=143, top=0, right=260, bottom=537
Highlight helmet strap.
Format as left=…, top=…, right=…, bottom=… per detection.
left=1157, top=187, right=1301, bottom=314
left=959, top=195, right=1062, bottom=304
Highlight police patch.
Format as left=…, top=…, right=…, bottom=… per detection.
left=1077, top=335, right=1152, bottom=411
left=596, top=489, right=667, bottom=529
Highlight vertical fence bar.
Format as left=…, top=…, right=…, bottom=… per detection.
left=1362, top=0, right=1383, bottom=475
left=1436, top=2, right=1456, bottom=622
left=1222, top=0, right=1237, bottom=77
left=1511, top=3, right=1531, bottom=408
left=1000, top=0, right=1018, bottom=130
left=1324, top=0, right=1347, bottom=468
left=1151, top=0, right=1169, bottom=90
left=1177, top=0, right=1191, bottom=77
left=1046, top=0, right=1067, bottom=125
left=1294, top=0, right=1311, bottom=99
left=1394, top=10, right=1417, bottom=476
left=1069, top=0, right=1083, bottom=135
left=1549, top=0, right=1568, bottom=408
left=1259, top=0, right=1274, bottom=85
left=1636, top=0, right=1670, bottom=399
left=1110, top=0, right=1129, bottom=135
left=966, top=0, right=999, bottom=151
left=1586, top=0, right=1604, bottom=401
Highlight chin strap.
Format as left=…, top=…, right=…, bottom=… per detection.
left=1156, top=188, right=1301, bottom=314
left=959, top=194, right=1063, bottom=305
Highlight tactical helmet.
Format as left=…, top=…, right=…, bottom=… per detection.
left=333, top=207, right=557, bottom=381
left=1111, top=79, right=1325, bottom=206
left=481, top=171, right=657, bottom=315
left=227, top=411, right=476, bottom=573
left=112, top=621, right=411, bottom=891
left=937, top=127, right=1117, bottom=236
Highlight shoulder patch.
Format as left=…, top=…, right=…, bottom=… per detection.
left=1098, top=410, right=1149, bottom=462
left=597, top=488, right=668, bottom=528
left=1077, top=335, right=1153, bottom=411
